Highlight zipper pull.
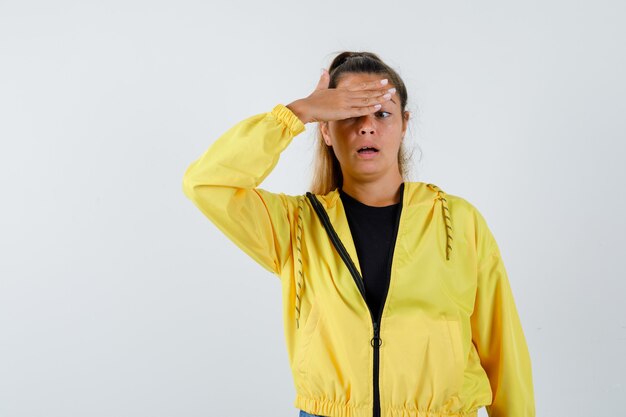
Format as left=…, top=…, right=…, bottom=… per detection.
left=371, top=321, right=382, bottom=348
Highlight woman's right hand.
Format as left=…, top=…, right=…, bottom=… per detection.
left=286, top=69, right=395, bottom=124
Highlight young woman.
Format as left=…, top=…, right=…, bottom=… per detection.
left=182, top=52, right=535, bottom=417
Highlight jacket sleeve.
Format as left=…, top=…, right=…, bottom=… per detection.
left=470, top=209, right=536, bottom=417
left=182, top=104, right=306, bottom=277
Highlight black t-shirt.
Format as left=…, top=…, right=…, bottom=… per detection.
left=339, top=185, right=402, bottom=321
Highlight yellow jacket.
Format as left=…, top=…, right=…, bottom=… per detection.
left=182, top=104, right=535, bottom=417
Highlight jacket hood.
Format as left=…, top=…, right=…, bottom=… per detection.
left=311, top=182, right=453, bottom=260
left=426, top=182, right=453, bottom=261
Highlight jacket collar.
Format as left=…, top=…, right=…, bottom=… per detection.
left=314, top=181, right=453, bottom=262
left=319, top=182, right=436, bottom=208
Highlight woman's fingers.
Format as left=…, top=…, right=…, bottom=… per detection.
left=347, top=86, right=394, bottom=99
left=290, top=74, right=395, bottom=123
left=341, top=87, right=394, bottom=110
left=347, top=87, right=395, bottom=104
left=347, top=103, right=385, bottom=118
left=343, top=78, right=389, bottom=92
left=341, top=78, right=395, bottom=108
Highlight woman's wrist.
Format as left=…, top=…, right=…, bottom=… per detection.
left=286, top=99, right=311, bottom=124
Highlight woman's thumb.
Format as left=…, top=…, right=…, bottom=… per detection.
left=314, top=68, right=330, bottom=90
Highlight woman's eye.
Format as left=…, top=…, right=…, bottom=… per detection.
left=376, top=111, right=391, bottom=118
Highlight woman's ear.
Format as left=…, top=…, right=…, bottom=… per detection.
left=320, top=121, right=332, bottom=146
left=401, top=111, right=410, bottom=139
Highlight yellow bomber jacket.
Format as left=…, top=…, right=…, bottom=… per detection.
left=182, top=104, right=535, bottom=417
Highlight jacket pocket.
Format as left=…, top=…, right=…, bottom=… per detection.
left=443, top=318, right=465, bottom=394
left=296, top=302, right=322, bottom=377
left=426, top=318, right=465, bottom=398
left=445, top=319, right=464, bottom=365
left=381, top=315, right=466, bottom=404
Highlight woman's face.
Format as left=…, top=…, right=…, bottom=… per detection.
left=320, top=72, right=409, bottom=184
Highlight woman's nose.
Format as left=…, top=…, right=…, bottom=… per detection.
left=358, top=115, right=376, bottom=135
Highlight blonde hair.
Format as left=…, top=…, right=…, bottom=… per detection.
left=309, top=51, right=413, bottom=195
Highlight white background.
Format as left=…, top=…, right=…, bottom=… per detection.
left=1, top=1, right=625, bottom=416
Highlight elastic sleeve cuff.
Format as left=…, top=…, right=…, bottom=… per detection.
left=271, top=104, right=306, bottom=137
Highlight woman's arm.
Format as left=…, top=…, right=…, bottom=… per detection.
left=182, top=71, right=393, bottom=277
left=470, top=210, right=536, bottom=417
left=182, top=105, right=305, bottom=277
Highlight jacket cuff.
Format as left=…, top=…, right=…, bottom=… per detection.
left=271, top=104, right=306, bottom=137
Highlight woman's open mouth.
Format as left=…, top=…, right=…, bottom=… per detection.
left=357, top=146, right=379, bottom=159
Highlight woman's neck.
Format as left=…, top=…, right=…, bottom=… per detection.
left=341, top=175, right=404, bottom=207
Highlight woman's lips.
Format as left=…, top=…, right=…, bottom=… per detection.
left=356, top=149, right=379, bottom=159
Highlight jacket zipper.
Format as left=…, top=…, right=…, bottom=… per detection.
left=306, top=185, right=404, bottom=417
left=372, top=189, right=403, bottom=417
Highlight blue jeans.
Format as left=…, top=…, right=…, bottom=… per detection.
left=299, top=410, right=326, bottom=417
